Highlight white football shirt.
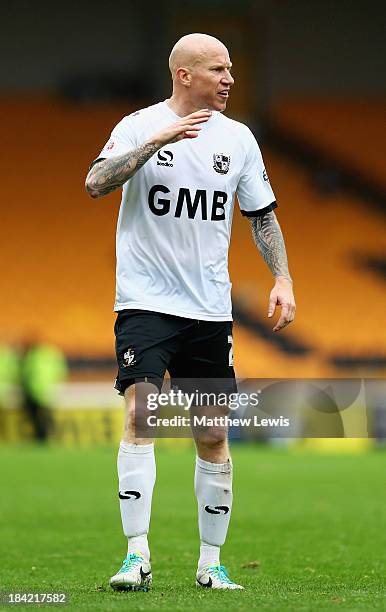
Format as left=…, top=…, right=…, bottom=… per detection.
left=96, top=101, right=276, bottom=321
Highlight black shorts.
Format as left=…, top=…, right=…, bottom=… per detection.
left=114, top=309, right=237, bottom=397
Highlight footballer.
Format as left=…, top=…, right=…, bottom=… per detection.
left=85, top=33, right=295, bottom=591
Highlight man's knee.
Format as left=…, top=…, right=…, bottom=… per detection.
left=195, top=430, right=228, bottom=450
left=123, top=382, right=157, bottom=444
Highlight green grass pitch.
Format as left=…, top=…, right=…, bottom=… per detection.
left=0, top=444, right=385, bottom=611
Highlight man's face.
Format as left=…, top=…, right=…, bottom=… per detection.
left=189, top=50, right=234, bottom=112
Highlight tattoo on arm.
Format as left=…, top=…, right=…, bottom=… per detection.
left=85, top=141, right=159, bottom=197
left=248, top=211, right=292, bottom=281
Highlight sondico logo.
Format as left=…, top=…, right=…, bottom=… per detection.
left=157, top=150, right=174, bottom=167
left=204, top=505, right=229, bottom=514
left=118, top=490, right=141, bottom=500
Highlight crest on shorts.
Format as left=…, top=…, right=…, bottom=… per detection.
left=213, top=153, right=230, bottom=175
left=123, top=348, right=136, bottom=368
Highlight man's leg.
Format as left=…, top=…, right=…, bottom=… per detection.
left=110, top=382, right=156, bottom=590
left=170, top=318, right=242, bottom=588
left=194, top=428, right=243, bottom=589
left=193, top=424, right=232, bottom=568
left=193, top=420, right=242, bottom=589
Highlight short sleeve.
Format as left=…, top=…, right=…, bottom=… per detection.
left=237, top=129, right=277, bottom=217
left=91, top=116, right=138, bottom=167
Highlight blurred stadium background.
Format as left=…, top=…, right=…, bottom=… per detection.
left=0, top=0, right=385, bottom=445
left=1, top=1, right=385, bottom=608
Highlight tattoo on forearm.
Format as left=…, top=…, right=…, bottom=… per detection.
left=86, top=142, right=159, bottom=197
left=248, top=212, right=292, bottom=281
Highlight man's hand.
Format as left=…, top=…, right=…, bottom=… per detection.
left=85, top=109, right=212, bottom=198
left=247, top=214, right=295, bottom=331
left=149, top=109, right=212, bottom=146
left=268, top=276, right=296, bottom=332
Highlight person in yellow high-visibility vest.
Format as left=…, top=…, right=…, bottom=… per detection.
left=20, top=342, right=68, bottom=442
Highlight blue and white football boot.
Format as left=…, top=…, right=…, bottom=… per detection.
left=109, top=553, right=152, bottom=591
left=196, top=564, right=244, bottom=589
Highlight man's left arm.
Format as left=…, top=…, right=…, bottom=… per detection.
left=248, top=211, right=296, bottom=332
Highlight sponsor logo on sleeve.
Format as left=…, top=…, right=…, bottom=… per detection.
left=103, top=139, right=115, bottom=151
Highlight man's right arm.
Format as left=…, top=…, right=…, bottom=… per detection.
left=85, top=108, right=212, bottom=199
left=85, top=142, right=160, bottom=199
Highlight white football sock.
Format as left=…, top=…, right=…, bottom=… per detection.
left=194, top=456, right=233, bottom=570
left=198, top=542, right=220, bottom=570
left=117, top=441, right=156, bottom=562
left=127, top=534, right=150, bottom=561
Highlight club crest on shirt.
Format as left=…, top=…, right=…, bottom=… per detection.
left=213, top=153, right=230, bottom=175
left=122, top=348, right=136, bottom=368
